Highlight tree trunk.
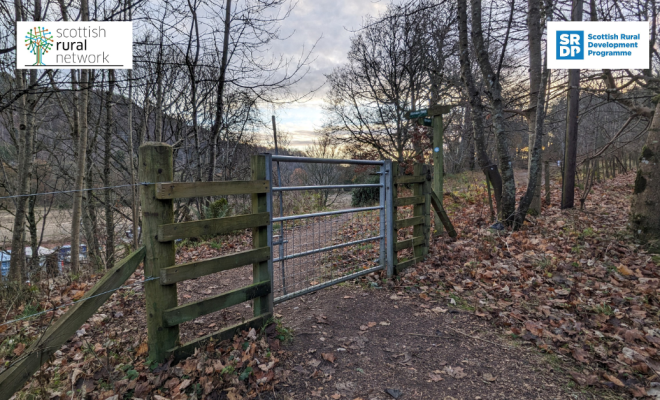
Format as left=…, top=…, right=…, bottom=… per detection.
left=514, top=43, right=550, bottom=228
left=561, top=0, right=583, bottom=209
left=457, top=0, right=504, bottom=215
left=104, top=70, right=116, bottom=268
left=207, top=0, right=232, bottom=182
left=526, top=0, right=543, bottom=215
left=71, top=0, right=90, bottom=273
left=27, top=192, right=39, bottom=275
left=544, top=160, right=550, bottom=205
left=83, top=126, right=101, bottom=270
left=9, top=0, right=39, bottom=283
left=631, top=100, right=660, bottom=252
left=470, top=0, right=515, bottom=221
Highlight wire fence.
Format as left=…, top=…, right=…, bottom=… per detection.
left=0, top=276, right=158, bottom=329
left=272, top=207, right=384, bottom=299
left=0, top=182, right=153, bottom=201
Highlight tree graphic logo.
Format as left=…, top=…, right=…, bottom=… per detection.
left=25, top=27, right=53, bottom=66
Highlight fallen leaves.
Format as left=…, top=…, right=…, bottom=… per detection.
left=428, top=371, right=443, bottom=382
left=135, top=342, right=148, bottom=357
left=13, top=342, right=25, bottom=356
left=604, top=373, right=625, bottom=387
left=391, top=172, right=660, bottom=397
left=443, top=366, right=467, bottom=379
left=322, top=352, right=336, bottom=363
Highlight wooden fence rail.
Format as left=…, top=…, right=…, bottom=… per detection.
left=0, top=246, right=146, bottom=400
left=140, top=143, right=272, bottom=362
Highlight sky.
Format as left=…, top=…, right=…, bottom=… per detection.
left=264, top=0, right=391, bottom=149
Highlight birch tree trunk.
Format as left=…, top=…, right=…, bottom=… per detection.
left=470, top=0, right=516, bottom=221
left=457, top=0, right=503, bottom=216
left=515, top=16, right=551, bottom=228
left=526, top=0, right=543, bottom=215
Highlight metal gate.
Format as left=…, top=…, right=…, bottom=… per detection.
left=266, top=155, right=393, bottom=304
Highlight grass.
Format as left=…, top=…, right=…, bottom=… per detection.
left=592, top=303, right=615, bottom=316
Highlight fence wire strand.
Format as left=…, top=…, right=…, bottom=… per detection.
left=0, top=276, right=159, bottom=329
left=0, top=182, right=153, bottom=201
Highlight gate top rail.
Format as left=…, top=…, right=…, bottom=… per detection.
left=273, top=183, right=381, bottom=191
left=271, top=155, right=384, bottom=165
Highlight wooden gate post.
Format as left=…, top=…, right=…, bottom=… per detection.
left=413, top=163, right=427, bottom=259
left=251, top=155, right=273, bottom=316
left=432, top=115, right=444, bottom=236
left=139, top=142, right=179, bottom=362
left=388, top=161, right=399, bottom=277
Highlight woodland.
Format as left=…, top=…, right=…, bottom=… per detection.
left=0, top=0, right=659, bottom=399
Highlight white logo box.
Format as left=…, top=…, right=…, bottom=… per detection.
left=547, top=21, right=649, bottom=70
left=17, top=21, right=132, bottom=69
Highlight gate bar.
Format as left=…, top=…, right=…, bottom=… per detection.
left=272, top=206, right=383, bottom=222
left=273, top=264, right=383, bottom=304
left=272, top=155, right=384, bottom=165
left=379, top=162, right=386, bottom=269
left=273, top=235, right=382, bottom=262
left=273, top=184, right=381, bottom=192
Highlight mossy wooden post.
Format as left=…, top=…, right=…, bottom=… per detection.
left=390, top=161, right=399, bottom=273
left=413, top=163, right=426, bottom=260
left=251, top=155, right=272, bottom=316
left=432, top=115, right=444, bottom=236
left=139, top=142, right=179, bottom=362
left=422, top=164, right=431, bottom=255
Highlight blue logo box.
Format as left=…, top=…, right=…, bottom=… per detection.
left=557, top=31, right=584, bottom=60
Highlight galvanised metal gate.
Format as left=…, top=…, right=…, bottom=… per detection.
left=266, top=155, right=393, bottom=304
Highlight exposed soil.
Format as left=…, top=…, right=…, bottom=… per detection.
left=271, top=284, right=620, bottom=400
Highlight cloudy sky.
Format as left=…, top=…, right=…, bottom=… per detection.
left=264, top=0, right=391, bottom=149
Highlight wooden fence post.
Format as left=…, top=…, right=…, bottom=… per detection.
left=413, top=163, right=426, bottom=260
left=388, top=161, right=398, bottom=277
left=422, top=165, right=431, bottom=255
left=251, top=155, right=272, bottom=317
left=139, top=142, right=179, bottom=362
left=432, top=115, right=444, bottom=236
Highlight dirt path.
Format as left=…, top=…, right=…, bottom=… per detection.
left=271, top=284, right=619, bottom=400
left=177, top=209, right=382, bottom=344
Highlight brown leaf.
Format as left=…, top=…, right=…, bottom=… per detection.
left=603, top=373, right=624, bottom=387
left=367, top=322, right=377, bottom=328
left=571, top=348, right=590, bottom=363
left=524, top=321, right=543, bottom=337
left=13, top=342, right=25, bottom=357
left=322, top=352, right=336, bottom=363
left=617, top=264, right=634, bottom=276
left=429, top=372, right=443, bottom=382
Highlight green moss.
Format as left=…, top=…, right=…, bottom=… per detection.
left=634, top=170, right=647, bottom=194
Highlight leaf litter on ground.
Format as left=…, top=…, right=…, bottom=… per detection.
left=386, top=172, right=660, bottom=398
